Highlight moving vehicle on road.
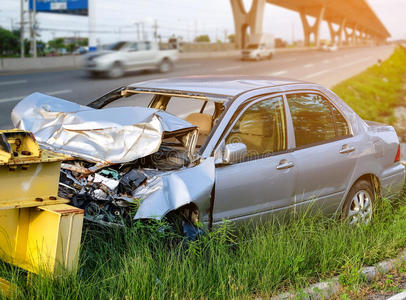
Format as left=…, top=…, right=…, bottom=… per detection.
left=241, top=33, right=275, bottom=61
left=11, top=76, right=405, bottom=233
left=83, top=41, right=179, bottom=78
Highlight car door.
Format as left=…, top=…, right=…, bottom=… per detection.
left=213, top=95, right=297, bottom=225
left=286, top=92, right=357, bottom=214
left=126, top=42, right=151, bottom=69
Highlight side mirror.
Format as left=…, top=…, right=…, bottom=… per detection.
left=223, top=143, right=247, bottom=164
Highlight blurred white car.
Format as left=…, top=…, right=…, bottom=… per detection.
left=83, top=41, right=179, bottom=78
left=320, top=43, right=338, bottom=52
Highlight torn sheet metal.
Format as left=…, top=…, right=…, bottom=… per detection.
left=11, top=93, right=196, bottom=164
left=134, top=157, right=215, bottom=220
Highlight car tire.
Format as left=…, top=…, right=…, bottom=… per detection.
left=108, top=62, right=124, bottom=78
left=342, top=179, right=375, bottom=225
left=255, top=54, right=261, bottom=61
left=159, top=58, right=172, bottom=73
left=268, top=53, right=273, bottom=60
left=88, top=71, right=99, bottom=78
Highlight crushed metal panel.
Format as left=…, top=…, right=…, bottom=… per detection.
left=11, top=93, right=197, bottom=164
left=134, top=157, right=215, bottom=219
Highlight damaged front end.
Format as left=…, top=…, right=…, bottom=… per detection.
left=11, top=93, right=215, bottom=228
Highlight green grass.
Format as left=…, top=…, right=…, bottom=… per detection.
left=2, top=47, right=406, bottom=299
left=332, top=46, right=406, bottom=125
left=1, top=194, right=406, bottom=299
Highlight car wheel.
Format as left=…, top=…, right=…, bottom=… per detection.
left=342, top=180, right=375, bottom=225
left=255, top=55, right=261, bottom=61
left=108, top=62, right=124, bottom=78
left=268, top=53, right=273, bottom=60
left=159, top=58, right=172, bottom=73
left=88, top=71, right=99, bottom=78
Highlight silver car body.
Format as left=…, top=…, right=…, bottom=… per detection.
left=13, top=76, right=405, bottom=226
left=126, top=76, right=405, bottom=224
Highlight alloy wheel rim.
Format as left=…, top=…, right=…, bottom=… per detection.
left=348, top=189, right=373, bottom=225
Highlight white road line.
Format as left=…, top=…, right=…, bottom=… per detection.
left=216, top=65, right=242, bottom=72
left=304, top=56, right=373, bottom=79
left=270, top=70, right=288, bottom=76
left=0, top=89, right=72, bottom=104
left=280, top=58, right=296, bottom=63
left=304, top=63, right=314, bottom=68
left=0, top=80, right=27, bottom=86
left=177, top=63, right=202, bottom=69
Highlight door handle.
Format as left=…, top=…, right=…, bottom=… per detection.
left=276, top=160, right=295, bottom=170
left=340, top=144, right=355, bottom=154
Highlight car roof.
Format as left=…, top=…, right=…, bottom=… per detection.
left=128, top=75, right=304, bottom=99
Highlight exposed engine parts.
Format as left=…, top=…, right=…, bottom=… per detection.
left=58, top=146, right=191, bottom=226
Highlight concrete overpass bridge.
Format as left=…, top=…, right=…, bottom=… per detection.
left=230, top=0, right=390, bottom=48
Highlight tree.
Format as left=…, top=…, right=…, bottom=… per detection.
left=228, top=34, right=236, bottom=44
left=0, top=27, right=19, bottom=56
left=194, top=34, right=210, bottom=43
left=79, top=38, right=88, bottom=47
left=48, top=38, right=65, bottom=50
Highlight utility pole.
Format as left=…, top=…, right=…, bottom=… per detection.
left=29, top=4, right=32, bottom=55
left=20, top=0, right=25, bottom=58
left=194, top=20, right=197, bottom=41
left=9, top=18, right=15, bottom=30
left=153, top=19, right=158, bottom=41
left=32, top=0, right=37, bottom=57
left=134, top=22, right=141, bottom=41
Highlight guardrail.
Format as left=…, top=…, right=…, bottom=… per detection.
left=0, top=44, right=374, bottom=73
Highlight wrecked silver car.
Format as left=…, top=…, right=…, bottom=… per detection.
left=11, top=76, right=405, bottom=231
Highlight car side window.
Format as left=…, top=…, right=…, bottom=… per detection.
left=330, top=104, right=350, bottom=137
left=129, top=42, right=138, bottom=51
left=286, top=93, right=344, bottom=148
left=226, top=96, right=286, bottom=158
left=138, top=42, right=147, bottom=51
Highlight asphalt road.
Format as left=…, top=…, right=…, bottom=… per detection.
left=0, top=45, right=394, bottom=129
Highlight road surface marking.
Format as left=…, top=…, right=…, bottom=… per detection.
left=216, top=65, right=242, bottom=72
left=0, top=80, right=27, bottom=86
left=280, top=58, right=296, bottom=63
left=270, top=70, right=288, bottom=76
left=177, top=63, right=202, bottom=69
left=304, top=63, right=314, bottom=68
left=0, top=89, right=72, bottom=104
left=304, top=56, right=373, bottom=79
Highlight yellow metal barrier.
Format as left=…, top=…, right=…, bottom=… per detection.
left=0, top=129, right=84, bottom=292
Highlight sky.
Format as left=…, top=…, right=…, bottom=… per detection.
left=0, top=0, right=405, bottom=44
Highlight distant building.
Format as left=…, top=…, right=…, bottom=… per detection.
left=63, top=37, right=87, bottom=45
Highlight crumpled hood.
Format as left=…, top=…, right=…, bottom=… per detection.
left=11, top=93, right=197, bottom=164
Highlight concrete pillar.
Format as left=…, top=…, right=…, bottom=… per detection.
left=351, top=24, right=359, bottom=45
left=299, top=5, right=326, bottom=47
left=345, top=25, right=359, bottom=46
left=328, top=18, right=345, bottom=46
left=230, top=0, right=266, bottom=49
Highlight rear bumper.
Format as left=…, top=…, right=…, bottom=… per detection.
left=380, top=163, right=405, bottom=197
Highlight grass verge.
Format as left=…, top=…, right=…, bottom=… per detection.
left=1, top=194, right=406, bottom=299
left=332, top=46, right=406, bottom=124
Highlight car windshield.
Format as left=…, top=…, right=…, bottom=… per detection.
left=101, top=91, right=226, bottom=148
left=247, top=44, right=259, bottom=49
left=107, top=41, right=127, bottom=51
